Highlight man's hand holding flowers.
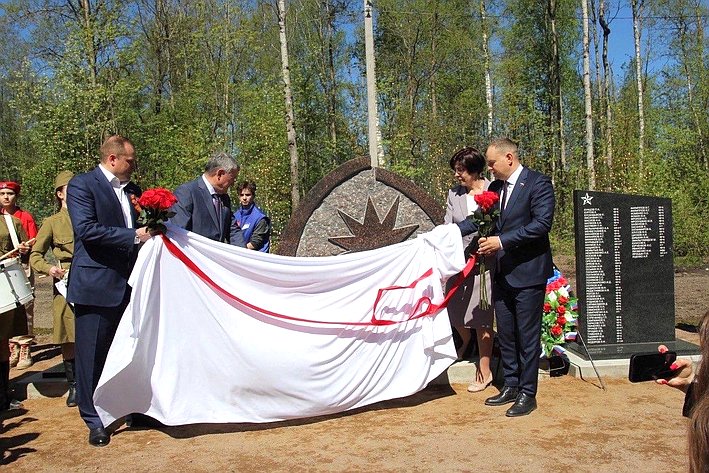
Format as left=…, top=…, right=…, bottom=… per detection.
left=477, top=235, right=502, bottom=255
left=136, top=188, right=178, bottom=235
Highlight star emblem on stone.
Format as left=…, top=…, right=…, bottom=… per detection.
left=581, top=192, right=594, bottom=206
left=328, top=196, right=419, bottom=253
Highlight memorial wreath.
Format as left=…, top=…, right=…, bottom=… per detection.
left=541, top=268, right=578, bottom=357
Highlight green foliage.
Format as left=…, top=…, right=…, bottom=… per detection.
left=0, top=0, right=706, bottom=260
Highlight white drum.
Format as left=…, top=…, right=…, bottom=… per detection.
left=0, top=257, right=34, bottom=314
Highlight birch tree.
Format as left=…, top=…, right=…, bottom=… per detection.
left=547, top=0, right=566, bottom=175
left=599, top=0, right=613, bottom=184
left=481, top=0, right=494, bottom=138
left=277, top=0, right=300, bottom=208
left=631, top=0, right=645, bottom=172
left=668, top=0, right=707, bottom=167
left=582, top=0, right=594, bottom=189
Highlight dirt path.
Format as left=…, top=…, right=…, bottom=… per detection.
left=2, top=261, right=706, bottom=472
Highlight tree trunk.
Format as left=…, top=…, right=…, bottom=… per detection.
left=364, top=0, right=382, bottom=167
left=599, top=0, right=614, bottom=185
left=481, top=0, right=494, bottom=138
left=404, top=22, right=421, bottom=158
left=631, top=0, right=645, bottom=173
left=548, top=0, right=566, bottom=174
left=80, top=0, right=98, bottom=88
left=324, top=0, right=338, bottom=155
left=694, top=3, right=707, bottom=169
left=589, top=0, right=602, bottom=109
left=677, top=8, right=707, bottom=168
left=154, top=0, right=165, bottom=115
left=430, top=10, right=438, bottom=120
left=79, top=0, right=98, bottom=152
left=277, top=0, right=300, bottom=208
left=582, top=0, right=595, bottom=189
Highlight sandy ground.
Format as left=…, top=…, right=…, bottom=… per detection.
left=2, top=261, right=707, bottom=472
left=0, top=377, right=693, bottom=472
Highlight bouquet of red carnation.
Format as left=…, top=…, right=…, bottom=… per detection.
left=136, top=188, right=177, bottom=233
left=464, top=190, right=500, bottom=310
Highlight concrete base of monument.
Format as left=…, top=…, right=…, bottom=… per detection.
left=565, top=339, right=701, bottom=360
left=564, top=339, right=701, bottom=381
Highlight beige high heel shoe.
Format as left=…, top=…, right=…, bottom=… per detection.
left=467, top=372, right=493, bottom=393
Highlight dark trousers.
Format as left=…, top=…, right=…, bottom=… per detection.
left=493, top=276, right=545, bottom=396
left=74, top=302, right=127, bottom=429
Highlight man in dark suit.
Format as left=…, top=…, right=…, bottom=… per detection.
left=66, top=135, right=153, bottom=446
left=475, top=137, right=555, bottom=417
left=170, top=152, right=243, bottom=245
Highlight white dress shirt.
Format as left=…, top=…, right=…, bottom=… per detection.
left=503, top=165, right=524, bottom=209
left=99, top=164, right=133, bottom=228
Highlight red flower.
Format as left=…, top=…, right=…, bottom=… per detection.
left=557, top=316, right=567, bottom=325
left=473, top=191, right=500, bottom=213
left=556, top=305, right=566, bottom=316
left=543, top=302, right=552, bottom=313
left=138, top=188, right=177, bottom=211
left=558, top=295, right=569, bottom=305
left=550, top=325, right=563, bottom=337
left=558, top=277, right=568, bottom=286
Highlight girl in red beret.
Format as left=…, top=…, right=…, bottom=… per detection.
left=0, top=181, right=38, bottom=369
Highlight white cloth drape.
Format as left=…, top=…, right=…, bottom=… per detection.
left=94, top=223, right=464, bottom=426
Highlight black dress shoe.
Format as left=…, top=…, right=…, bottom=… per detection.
left=505, top=393, right=537, bottom=417
left=88, top=427, right=110, bottom=447
left=484, top=386, right=519, bottom=406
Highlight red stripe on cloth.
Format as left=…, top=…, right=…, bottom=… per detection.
left=160, top=234, right=476, bottom=327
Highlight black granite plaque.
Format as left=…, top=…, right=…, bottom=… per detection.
left=569, top=190, right=696, bottom=359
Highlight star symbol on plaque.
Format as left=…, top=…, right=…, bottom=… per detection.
left=328, top=196, right=419, bottom=253
left=581, top=192, right=594, bottom=206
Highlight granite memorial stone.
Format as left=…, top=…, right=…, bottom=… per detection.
left=276, top=157, right=444, bottom=257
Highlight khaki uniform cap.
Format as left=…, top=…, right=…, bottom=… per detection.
left=54, top=171, right=74, bottom=190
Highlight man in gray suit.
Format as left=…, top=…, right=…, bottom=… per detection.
left=171, top=152, right=242, bottom=244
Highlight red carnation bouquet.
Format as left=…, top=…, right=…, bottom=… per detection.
left=136, top=188, right=177, bottom=233
left=464, top=190, right=500, bottom=310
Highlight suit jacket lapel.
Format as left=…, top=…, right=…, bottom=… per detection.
left=92, top=167, right=125, bottom=227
